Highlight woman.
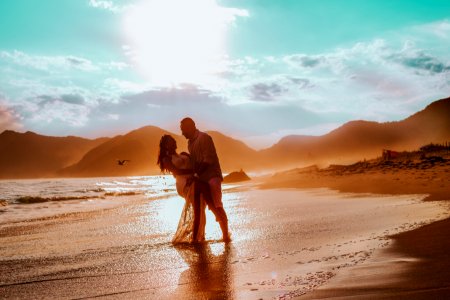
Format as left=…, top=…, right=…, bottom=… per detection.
left=157, top=135, right=206, bottom=244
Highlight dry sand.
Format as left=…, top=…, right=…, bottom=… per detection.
left=261, top=153, right=450, bottom=201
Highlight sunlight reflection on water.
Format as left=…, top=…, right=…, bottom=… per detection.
left=143, top=189, right=260, bottom=244
left=96, top=175, right=177, bottom=197
left=0, top=176, right=261, bottom=246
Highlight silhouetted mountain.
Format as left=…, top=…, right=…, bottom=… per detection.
left=0, top=130, right=108, bottom=178
left=60, top=127, right=259, bottom=177
left=400, top=97, right=450, bottom=143
left=60, top=126, right=184, bottom=177
left=261, top=96, right=450, bottom=168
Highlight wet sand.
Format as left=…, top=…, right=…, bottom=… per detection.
left=1, top=187, right=448, bottom=299
left=302, top=217, right=450, bottom=299
left=259, top=156, right=450, bottom=299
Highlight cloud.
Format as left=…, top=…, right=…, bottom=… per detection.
left=220, top=30, right=450, bottom=122
left=0, top=50, right=98, bottom=72
left=284, top=54, right=323, bottom=68
left=0, top=100, right=22, bottom=132
left=249, top=82, right=287, bottom=102
left=82, top=86, right=227, bottom=136
left=88, top=0, right=123, bottom=13
left=418, top=20, right=450, bottom=39
left=288, top=77, right=314, bottom=89
left=102, top=78, right=145, bottom=95
left=5, top=88, right=99, bottom=135
left=103, top=61, right=129, bottom=71
left=60, top=94, right=86, bottom=105
left=124, top=85, right=223, bottom=107
left=65, top=57, right=97, bottom=70
left=0, top=49, right=135, bottom=121
left=37, top=94, right=86, bottom=107
left=19, top=96, right=91, bottom=128
left=389, top=51, right=450, bottom=74
left=82, top=85, right=331, bottom=140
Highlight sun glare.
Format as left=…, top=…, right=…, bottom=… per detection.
left=123, top=0, right=248, bottom=87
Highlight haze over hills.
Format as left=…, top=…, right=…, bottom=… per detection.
left=0, top=96, right=449, bottom=178
left=260, top=96, right=450, bottom=168
left=206, top=131, right=259, bottom=172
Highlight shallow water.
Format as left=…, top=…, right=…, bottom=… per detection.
left=0, top=176, right=177, bottom=223
left=0, top=176, right=177, bottom=204
left=0, top=179, right=449, bottom=299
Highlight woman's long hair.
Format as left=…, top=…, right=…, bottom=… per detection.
left=157, top=135, right=176, bottom=172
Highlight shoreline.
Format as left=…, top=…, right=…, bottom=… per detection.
left=256, top=158, right=450, bottom=299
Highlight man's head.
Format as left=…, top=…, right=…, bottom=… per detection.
left=180, top=117, right=197, bottom=140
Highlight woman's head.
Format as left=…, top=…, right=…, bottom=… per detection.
left=157, top=135, right=177, bottom=172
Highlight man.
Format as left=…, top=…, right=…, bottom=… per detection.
left=180, top=117, right=230, bottom=242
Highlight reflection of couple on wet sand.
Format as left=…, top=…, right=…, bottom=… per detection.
left=174, top=243, right=233, bottom=299
left=157, top=117, right=231, bottom=243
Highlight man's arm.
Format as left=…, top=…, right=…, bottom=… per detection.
left=195, top=135, right=217, bottom=176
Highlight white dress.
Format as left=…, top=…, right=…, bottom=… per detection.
left=171, top=154, right=206, bottom=244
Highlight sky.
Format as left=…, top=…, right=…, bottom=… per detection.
left=0, top=0, right=449, bottom=149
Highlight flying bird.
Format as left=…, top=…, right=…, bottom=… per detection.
left=117, top=160, right=130, bottom=166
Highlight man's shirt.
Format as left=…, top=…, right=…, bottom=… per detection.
left=188, top=130, right=223, bottom=182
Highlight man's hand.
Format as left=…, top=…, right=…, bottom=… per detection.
left=195, top=162, right=210, bottom=176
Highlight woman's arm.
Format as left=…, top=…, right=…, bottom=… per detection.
left=162, top=156, right=193, bottom=175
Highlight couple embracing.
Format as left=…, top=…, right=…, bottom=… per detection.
left=157, top=117, right=231, bottom=243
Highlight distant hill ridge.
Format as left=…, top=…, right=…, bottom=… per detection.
left=1, top=96, right=449, bottom=178
left=59, top=126, right=184, bottom=177
left=0, top=130, right=108, bottom=178
left=260, top=96, right=450, bottom=168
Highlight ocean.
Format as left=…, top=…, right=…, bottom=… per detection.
left=0, top=176, right=178, bottom=224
